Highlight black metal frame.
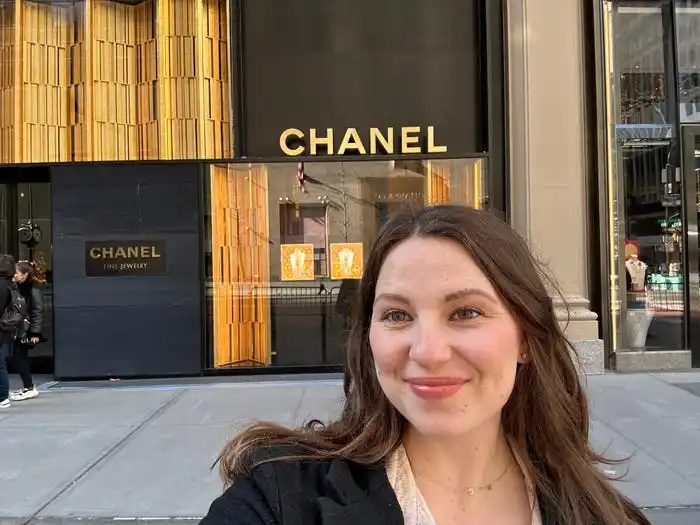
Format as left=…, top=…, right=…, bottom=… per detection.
left=196, top=163, right=209, bottom=372
left=588, top=0, right=608, bottom=360
left=483, top=0, right=508, bottom=220
left=681, top=125, right=700, bottom=367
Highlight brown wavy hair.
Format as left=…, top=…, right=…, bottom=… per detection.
left=217, top=204, right=648, bottom=525
left=16, top=260, right=46, bottom=285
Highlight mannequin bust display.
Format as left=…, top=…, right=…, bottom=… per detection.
left=624, top=253, right=652, bottom=349
left=625, top=254, right=647, bottom=292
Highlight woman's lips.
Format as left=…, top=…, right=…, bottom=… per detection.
left=406, top=377, right=466, bottom=400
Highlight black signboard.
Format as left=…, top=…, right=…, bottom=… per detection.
left=234, top=0, right=485, bottom=159
left=85, top=240, right=167, bottom=277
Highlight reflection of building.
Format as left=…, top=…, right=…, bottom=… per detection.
left=0, top=0, right=611, bottom=378
left=263, top=160, right=485, bottom=281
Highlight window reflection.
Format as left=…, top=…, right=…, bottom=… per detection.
left=604, top=1, right=685, bottom=353
left=205, top=159, right=487, bottom=369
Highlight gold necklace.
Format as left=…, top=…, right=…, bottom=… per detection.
left=413, top=458, right=513, bottom=496
left=465, top=461, right=511, bottom=495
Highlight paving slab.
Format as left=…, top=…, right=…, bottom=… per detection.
left=0, top=389, right=178, bottom=428
left=37, top=384, right=329, bottom=519
left=586, top=373, right=700, bottom=421
left=37, top=424, right=228, bottom=519
left=0, top=426, right=136, bottom=519
left=150, top=383, right=311, bottom=428
left=0, top=388, right=181, bottom=521
left=644, top=507, right=700, bottom=525
left=602, top=415, right=700, bottom=489
left=589, top=420, right=700, bottom=508
left=649, top=371, right=700, bottom=384
left=673, top=382, right=700, bottom=398
left=295, top=383, right=344, bottom=423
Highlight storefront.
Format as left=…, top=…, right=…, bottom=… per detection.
left=597, top=0, right=700, bottom=369
left=0, top=0, right=513, bottom=378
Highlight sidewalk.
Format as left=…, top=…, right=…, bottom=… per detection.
left=1, top=371, right=699, bottom=524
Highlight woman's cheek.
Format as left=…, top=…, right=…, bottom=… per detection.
left=370, top=328, right=403, bottom=374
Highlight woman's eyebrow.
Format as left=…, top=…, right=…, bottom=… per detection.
left=443, top=288, right=497, bottom=303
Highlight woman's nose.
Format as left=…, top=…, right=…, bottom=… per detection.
left=408, top=321, right=451, bottom=368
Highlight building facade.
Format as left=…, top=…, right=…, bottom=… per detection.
left=0, top=0, right=609, bottom=379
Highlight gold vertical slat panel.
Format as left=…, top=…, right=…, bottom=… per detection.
left=210, top=164, right=271, bottom=368
left=21, top=0, right=70, bottom=163
left=89, top=0, right=138, bottom=160
left=0, top=1, right=16, bottom=163
left=468, top=159, right=484, bottom=209
left=70, top=1, right=86, bottom=161
left=157, top=0, right=231, bottom=160
left=157, top=0, right=197, bottom=159
left=135, top=0, right=158, bottom=159
left=198, top=0, right=230, bottom=158
left=425, top=160, right=451, bottom=204
left=5, top=0, right=232, bottom=163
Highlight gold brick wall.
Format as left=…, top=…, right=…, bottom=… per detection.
left=0, top=2, right=16, bottom=163
left=0, top=0, right=232, bottom=164
left=21, top=1, right=70, bottom=163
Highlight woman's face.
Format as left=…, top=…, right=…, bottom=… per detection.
left=14, top=269, right=28, bottom=283
left=369, top=236, right=522, bottom=438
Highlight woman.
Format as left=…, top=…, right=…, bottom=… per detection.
left=10, top=261, right=43, bottom=402
left=201, top=205, right=649, bottom=525
left=0, top=254, right=17, bottom=408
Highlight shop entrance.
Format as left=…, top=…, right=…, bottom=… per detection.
left=681, top=125, right=700, bottom=367
left=0, top=167, right=53, bottom=373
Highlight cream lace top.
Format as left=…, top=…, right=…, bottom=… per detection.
left=386, top=443, right=543, bottom=525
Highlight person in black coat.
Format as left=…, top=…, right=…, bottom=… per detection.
left=0, top=254, right=17, bottom=407
left=10, top=261, right=44, bottom=401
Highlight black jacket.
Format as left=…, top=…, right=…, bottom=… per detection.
left=0, top=277, right=15, bottom=343
left=18, top=281, right=43, bottom=336
left=200, top=447, right=569, bottom=525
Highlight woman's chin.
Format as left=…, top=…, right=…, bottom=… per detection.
left=405, top=415, right=477, bottom=438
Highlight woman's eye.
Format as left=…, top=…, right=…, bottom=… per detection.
left=452, top=307, right=482, bottom=321
left=382, top=310, right=410, bottom=323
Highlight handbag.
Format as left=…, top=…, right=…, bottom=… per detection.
left=14, top=317, right=32, bottom=346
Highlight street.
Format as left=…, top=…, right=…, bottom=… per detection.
left=0, top=371, right=699, bottom=524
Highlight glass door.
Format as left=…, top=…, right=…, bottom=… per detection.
left=0, top=169, right=53, bottom=373
left=603, top=0, right=687, bottom=358
left=682, top=125, right=700, bottom=367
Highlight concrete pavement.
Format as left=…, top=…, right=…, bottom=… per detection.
left=0, top=371, right=699, bottom=524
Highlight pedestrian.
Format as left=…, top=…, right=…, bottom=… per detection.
left=10, top=261, right=44, bottom=402
left=0, top=254, right=18, bottom=408
left=201, top=204, right=650, bottom=525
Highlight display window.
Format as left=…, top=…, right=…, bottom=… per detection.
left=203, top=159, right=487, bottom=368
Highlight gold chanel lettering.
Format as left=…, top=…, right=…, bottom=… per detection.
left=337, top=128, right=366, bottom=155
left=279, top=128, right=305, bottom=156
left=401, top=126, right=421, bottom=154
left=89, top=246, right=162, bottom=259
left=279, top=126, right=447, bottom=156
left=310, top=128, right=334, bottom=155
